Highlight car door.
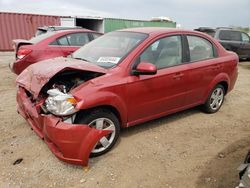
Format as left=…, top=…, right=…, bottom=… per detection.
left=184, top=35, right=222, bottom=106
left=126, top=35, right=190, bottom=124
left=48, top=32, right=91, bottom=57
left=238, top=32, right=250, bottom=58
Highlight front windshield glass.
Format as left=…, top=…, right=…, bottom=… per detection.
left=72, top=31, right=148, bottom=68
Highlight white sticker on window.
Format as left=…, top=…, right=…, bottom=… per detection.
left=97, top=57, right=121, bottom=64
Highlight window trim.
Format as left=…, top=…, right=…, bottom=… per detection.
left=185, top=34, right=218, bottom=63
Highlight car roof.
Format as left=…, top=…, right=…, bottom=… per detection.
left=117, top=27, right=195, bottom=35
left=29, top=29, right=100, bottom=44
left=37, top=26, right=83, bottom=30
left=53, top=28, right=96, bottom=33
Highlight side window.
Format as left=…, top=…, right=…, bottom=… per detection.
left=140, top=36, right=182, bottom=69
left=187, top=36, right=214, bottom=62
left=67, top=33, right=90, bottom=46
left=50, top=33, right=90, bottom=46
left=57, top=36, right=69, bottom=46
left=219, top=30, right=241, bottom=41
left=50, top=40, right=59, bottom=45
left=242, top=33, right=250, bottom=43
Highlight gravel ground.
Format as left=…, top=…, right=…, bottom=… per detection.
left=0, top=52, right=250, bottom=188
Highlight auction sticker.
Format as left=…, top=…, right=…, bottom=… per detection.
left=97, top=57, right=121, bottom=64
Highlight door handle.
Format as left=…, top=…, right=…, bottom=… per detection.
left=172, top=73, right=184, bottom=79
left=211, top=64, right=221, bottom=70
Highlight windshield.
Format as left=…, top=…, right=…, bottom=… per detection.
left=72, top=31, right=148, bottom=68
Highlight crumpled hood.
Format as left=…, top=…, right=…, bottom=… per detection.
left=16, top=57, right=107, bottom=98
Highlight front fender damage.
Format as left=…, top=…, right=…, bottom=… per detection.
left=17, top=78, right=111, bottom=166
left=43, top=116, right=112, bottom=166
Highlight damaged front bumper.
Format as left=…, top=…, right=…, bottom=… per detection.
left=16, top=87, right=111, bottom=166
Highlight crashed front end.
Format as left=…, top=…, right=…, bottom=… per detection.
left=15, top=58, right=109, bottom=166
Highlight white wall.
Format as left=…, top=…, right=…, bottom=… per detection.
left=60, top=17, right=76, bottom=27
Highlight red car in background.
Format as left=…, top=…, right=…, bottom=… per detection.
left=10, top=29, right=102, bottom=74
left=16, top=27, right=238, bottom=166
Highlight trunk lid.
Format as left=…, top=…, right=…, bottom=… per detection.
left=13, top=39, right=34, bottom=59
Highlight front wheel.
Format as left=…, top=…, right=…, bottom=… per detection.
left=202, top=84, right=225, bottom=113
left=75, top=109, right=120, bottom=157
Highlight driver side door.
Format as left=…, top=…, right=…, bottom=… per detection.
left=126, top=35, right=190, bottom=125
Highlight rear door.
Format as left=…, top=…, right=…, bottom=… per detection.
left=184, top=35, right=222, bottom=106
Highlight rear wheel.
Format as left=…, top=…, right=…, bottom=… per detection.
left=202, top=84, right=225, bottom=113
left=75, top=108, right=120, bottom=157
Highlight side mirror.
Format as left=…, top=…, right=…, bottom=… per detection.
left=133, top=61, right=157, bottom=75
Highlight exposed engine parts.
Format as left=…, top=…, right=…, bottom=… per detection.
left=40, top=70, right=104, bottom=116
left=45, top=88, right=77, bottom=116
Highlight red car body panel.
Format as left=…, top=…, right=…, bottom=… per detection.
left=17, top=87, right=111, bottom=165
left=16, top=57, right=107, bottom=98
left=10, top=29, right=102, bottom=75
left=16, top=28, right=238, bottom=166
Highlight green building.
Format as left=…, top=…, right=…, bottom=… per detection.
left=61, top=17, right=176, bottom=33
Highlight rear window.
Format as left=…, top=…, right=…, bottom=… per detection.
left=35, top=29, right=47, bottom=36
left=29, top=32, right=56, bottom=44
left=219, top=30, right=242, bottom=41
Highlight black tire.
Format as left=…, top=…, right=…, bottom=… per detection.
left=202, top=84, right=225, bottom=114
left=75, top=108, right=120, bottom=157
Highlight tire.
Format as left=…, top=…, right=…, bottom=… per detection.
left=202, top=84, right=225, bottom=114
left=75, top=108, right=120, bottom=157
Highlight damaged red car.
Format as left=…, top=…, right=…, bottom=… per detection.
left=16, top=27, right=238, bottom=166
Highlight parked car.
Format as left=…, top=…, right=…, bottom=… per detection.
left=35, top=26, right=83, bottom=36
left=16, top=27, right=238, bottom=166
left=195, top=27, right=250, bottom=60
left=10, top=29, right=102, bottom=74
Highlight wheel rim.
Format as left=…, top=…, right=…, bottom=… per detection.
left=209, top=88, right=224, bottom=110
left=88, top=118, right=116, bottom=154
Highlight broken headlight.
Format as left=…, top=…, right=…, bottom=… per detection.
left=45, top=88, right=78, bottom=116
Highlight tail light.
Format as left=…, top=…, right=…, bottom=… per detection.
left=17, top=48, right=32, bottom=59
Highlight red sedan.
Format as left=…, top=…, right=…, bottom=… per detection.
left=10, top=29, right=102, bottom=74
left=16, top=27, right=238, bottom=166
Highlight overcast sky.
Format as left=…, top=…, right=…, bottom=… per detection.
left=0, top=0, right=249, bottom=29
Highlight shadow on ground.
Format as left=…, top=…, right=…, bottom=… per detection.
left=195, top=137, right=250, bottom=188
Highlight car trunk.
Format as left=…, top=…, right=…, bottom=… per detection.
left=12, top=39, right=34, bottom=60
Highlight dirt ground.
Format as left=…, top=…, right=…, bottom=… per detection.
left=0, top=52, right=250, bottom=188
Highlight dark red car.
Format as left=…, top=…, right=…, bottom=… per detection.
left=16, top=27, right=238, bottom=166
left=10, top=29, right=102, bottom=74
